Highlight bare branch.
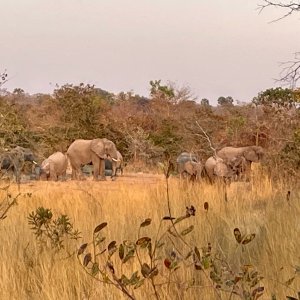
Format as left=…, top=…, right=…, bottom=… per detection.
left=258, top=0, right=300, bottom=22
left=276, top=52, right=300, bottom=87
left=195, top=121, right=217, bottom=158
left=0, top=71, right=8, bottom=88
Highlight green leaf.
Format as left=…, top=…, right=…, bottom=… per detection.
left=134, top=279, right=145, bottom=289
left=77, top=243, right=88, bottom=255
left=122, top=249, right=135, bottom=263
left=141, top=263, right=151, bottom=277
left=94, top=222, right=107, bottom=234
left=91, top=262, right=99, bottom=276
left=181, top=225, right=194, bottom=236
left=140, top=218, right=151, bottom=227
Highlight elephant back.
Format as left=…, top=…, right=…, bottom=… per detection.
left=176, top=152, right=198, bottom=164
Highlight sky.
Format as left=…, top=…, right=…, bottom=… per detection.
left=1, top=0, right=299, bottom=104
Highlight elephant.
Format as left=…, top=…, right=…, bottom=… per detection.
left=39, top=152, right=68, bottom=181
left=176, top=152, right=202, bottom=180
left=217, top=146, right=264, bottom=180
left=66, top=138, right=118, bottom=181
left=204, top=156, right=234, bottom=183
left=0, top=146, right=37, bottom=183
left=105, top=151, right=123, bottom=177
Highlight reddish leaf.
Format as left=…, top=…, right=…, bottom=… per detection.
left=234, top=228, right=242, bottom=243
left=94, top=222, right=107, bottom=234
left=77, top=243, right=88, bottom=255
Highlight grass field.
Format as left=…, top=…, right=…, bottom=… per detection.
left=0, top=171, right=299, bottom=300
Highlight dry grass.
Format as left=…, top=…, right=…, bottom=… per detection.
left=0, top=172, right=299, bottom=300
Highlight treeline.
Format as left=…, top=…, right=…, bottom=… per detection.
left=1, top=81, right=300, bottom=177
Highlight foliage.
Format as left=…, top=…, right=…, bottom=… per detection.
left=0, top=186, right=22, bottom=221
left=218, top=96, right=234, bottom=106
left=53, top=83, right=108, bottom=138
left=252, top=87, right=296, bottom=108
left=28, top=207, right=81, bottom=250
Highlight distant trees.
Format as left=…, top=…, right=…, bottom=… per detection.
left=252, top=87, right=297, bottom=108
left=217, top=96, right=234, bottom=106
left=53, top=83, right=108, bottom=139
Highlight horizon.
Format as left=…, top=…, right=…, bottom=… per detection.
left=1, top=0, right=299, bottom=104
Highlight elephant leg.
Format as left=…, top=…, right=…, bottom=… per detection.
left=111, top=160, right=117, bottom=180
left=99, top=159, right=106, bottom=180
left=49, top=163, right=58, bottom=181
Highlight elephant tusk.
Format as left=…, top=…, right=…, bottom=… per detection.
left=112, top=158, right=120, bottom=162
left=32, top=161, right=38, bottom=165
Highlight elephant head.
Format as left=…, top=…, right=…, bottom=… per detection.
left=0, top=146, right=37, bottom=183
left=91, top=138, right=118, bottom=161
left=177, top=152, right=201, bottom=180
left=243, top=146, right=264, bottom=163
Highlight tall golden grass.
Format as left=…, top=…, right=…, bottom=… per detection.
left=0, top=172, right=299, bottom=300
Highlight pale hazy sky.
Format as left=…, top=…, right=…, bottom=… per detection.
left=1, top=0, right=299, bottom=104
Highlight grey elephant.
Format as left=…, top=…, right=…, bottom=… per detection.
left=67, top=138, right=118, bottom=180
left=39, top=152, right=68, bottom=181
left=0, top=146, right=37, bottom=183
left=105, top=150, right=123, bottom=177
left=204, top=156, right=234, bottom=183
left=217, top=146, right=264, bottom=180
left=176, top=152, right=202, bottom=180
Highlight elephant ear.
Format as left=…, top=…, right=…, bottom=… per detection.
left=91, top=139, right=106, bottom=159
left=244, top=147, right=259, bottom=162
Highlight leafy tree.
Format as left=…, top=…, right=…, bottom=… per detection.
left=217, top=96, right=234, bottom=106
left=53, top=83, right=108, bottom=139
left=149, top=80, right=175, bottom=99
left=200, top=98, right=210, bottom=107
left=252, top=87, right=296, bottom=108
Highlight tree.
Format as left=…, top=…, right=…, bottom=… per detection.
left=53, top=83, right=107, bottom=139
left=200, top=98, right=210, bottom=107
left=259, top=1, right=300, bottom=20
left=259, top=1, right=300, bottom=87
left=217, top=96, right=234, bottom=106
left=252, top=87, right=296, bottom=108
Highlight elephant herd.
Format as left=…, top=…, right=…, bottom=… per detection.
left=0, top=138, right=124, bottom=182
left=0, top=139, right=263, bottom=184
left=176, top=146, right=264, bottom=183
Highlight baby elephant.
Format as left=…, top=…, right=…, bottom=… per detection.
left=40, top=152, right=68, bottom=181
left=177, top=152, right=203, bottom=181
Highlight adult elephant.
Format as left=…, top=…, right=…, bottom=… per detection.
left=0, top=146, right=37, bottom=183
left=67, top=138, right=118, bottom=181
left=105, top=151, right=123, bottom=177
left=204, top=156, right=247, bottom=183
left=176, top=152, right=202, bottom=180
left=39, top=152, right=68, bottom=181
left=217, top=146, right=264, bottom=180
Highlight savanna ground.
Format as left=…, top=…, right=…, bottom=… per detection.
left=0, top=167, right=299, bottom=300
